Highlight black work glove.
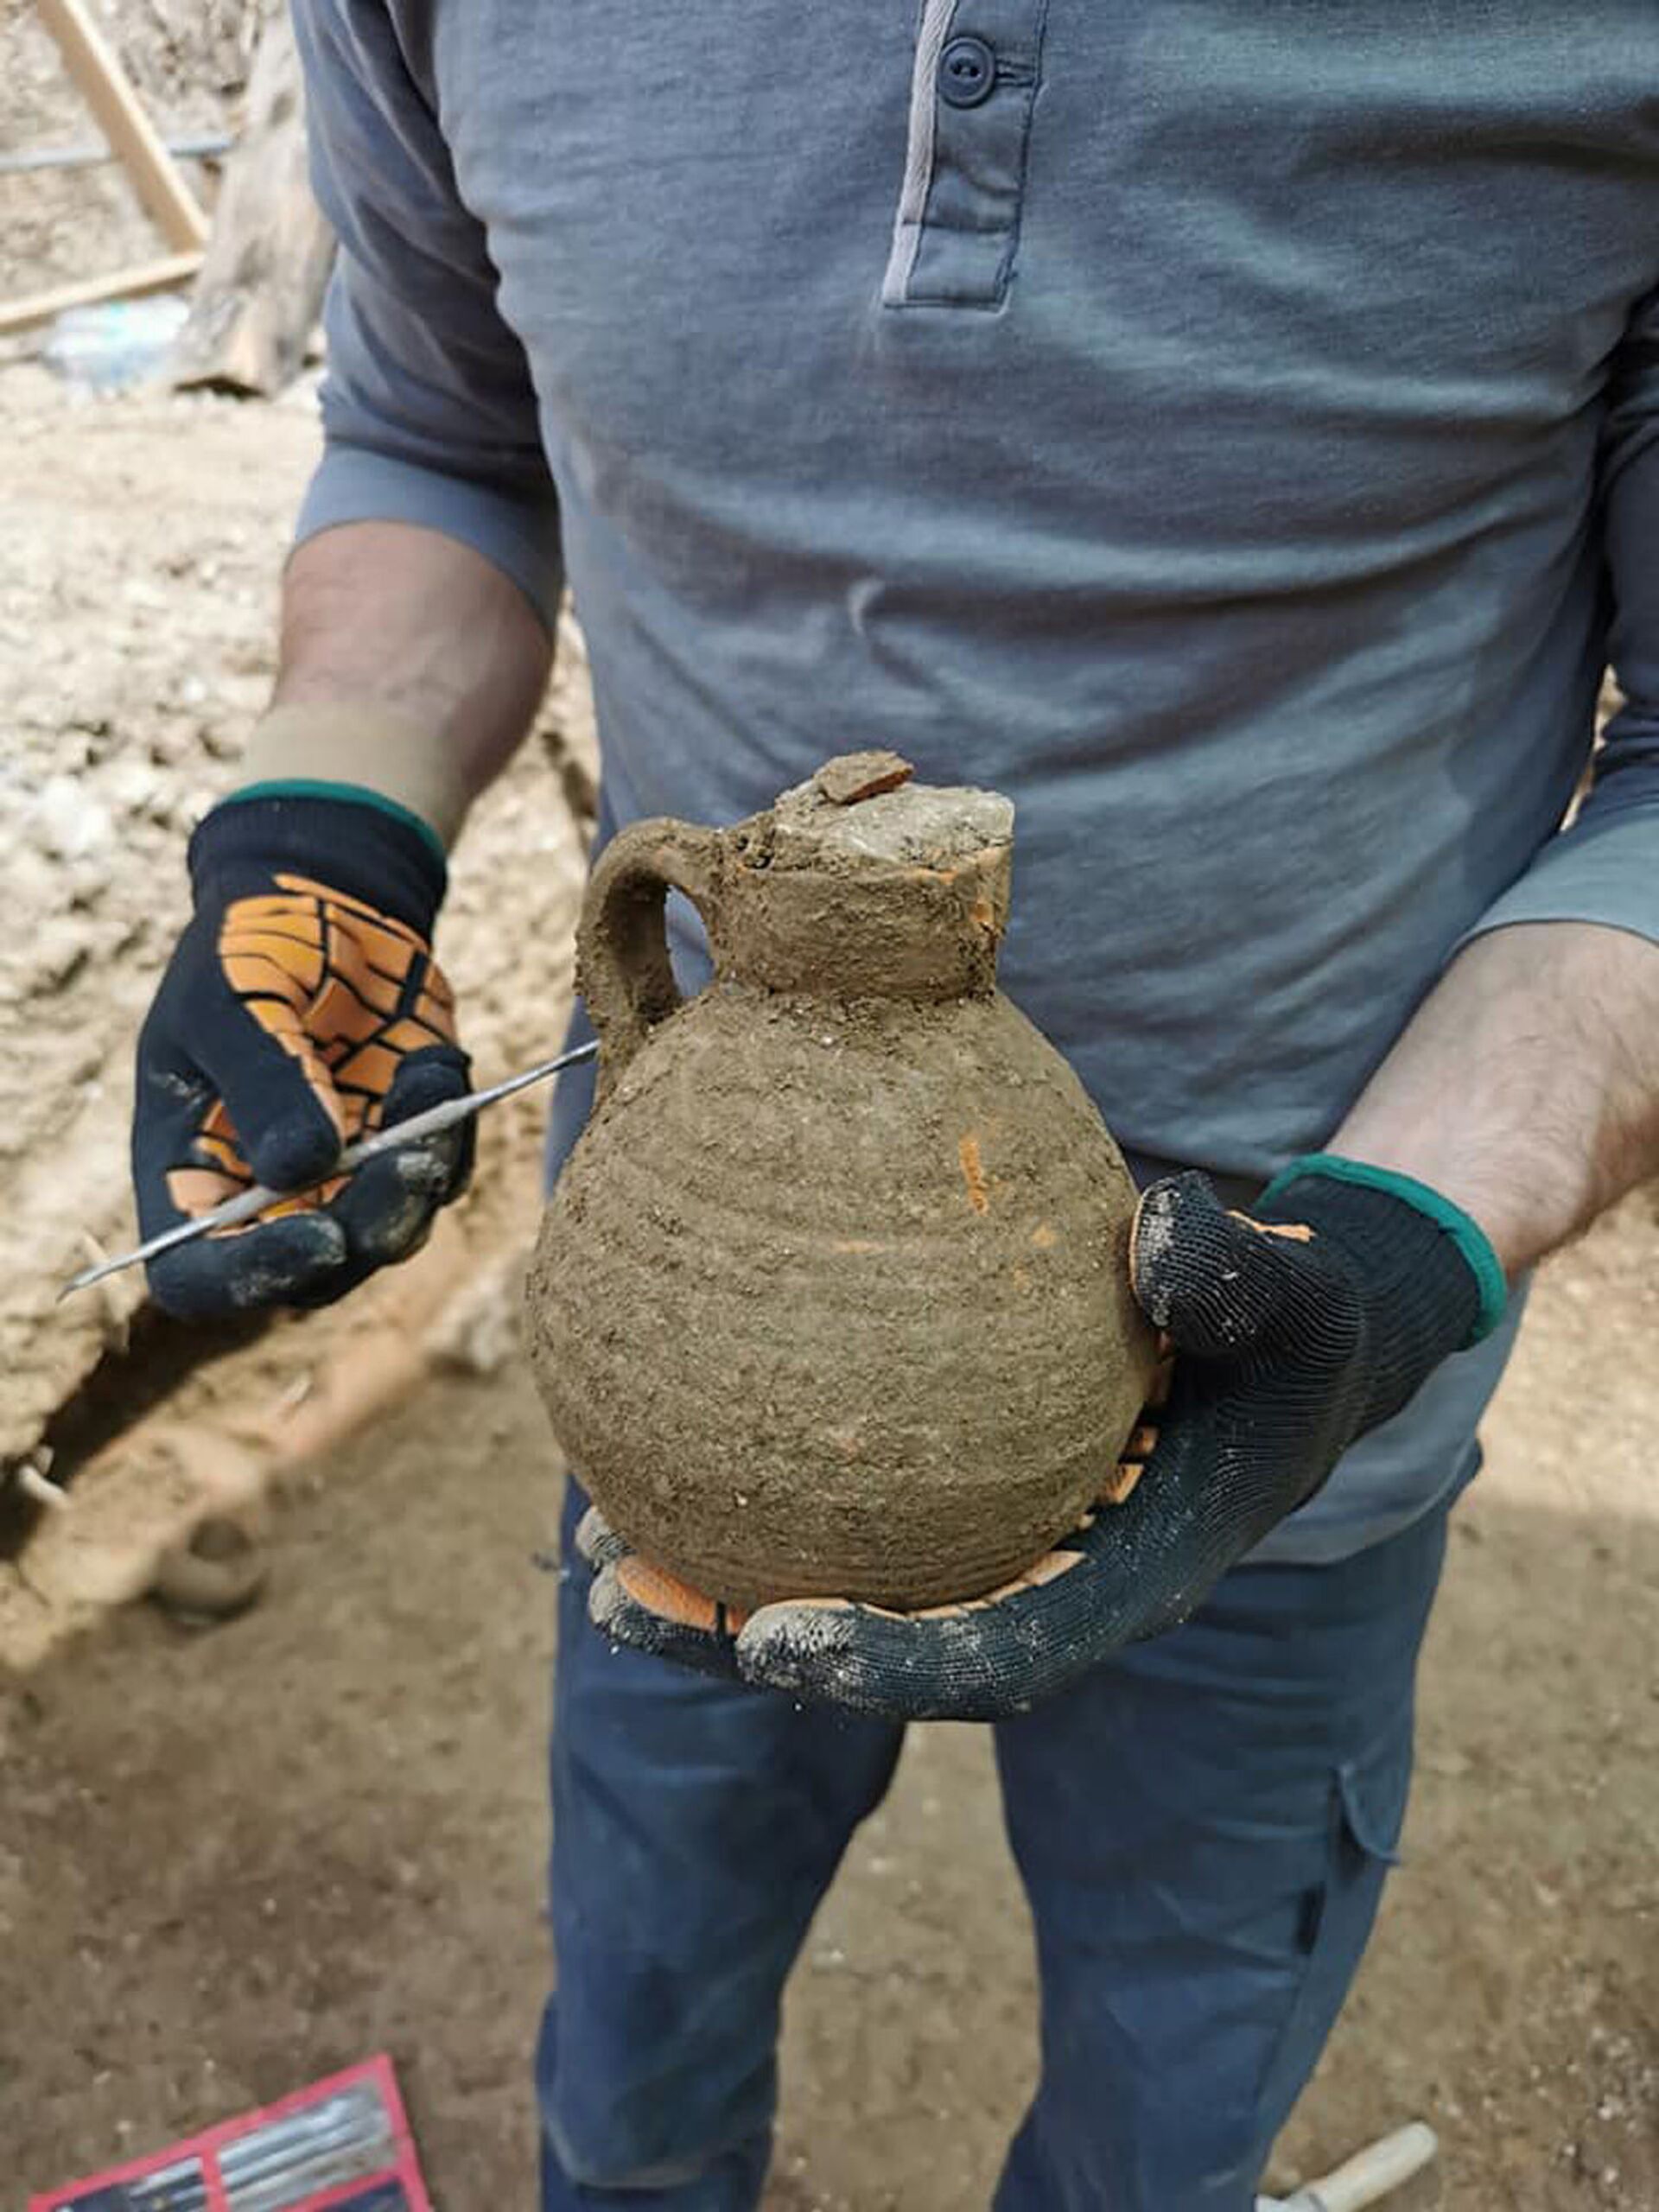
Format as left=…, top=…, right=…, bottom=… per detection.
left=133, top=790, right=472, bottom=1319
left=581, top=1156, right=1506, bottom=1719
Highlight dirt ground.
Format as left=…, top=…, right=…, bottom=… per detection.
left=3, top=29, right=1657, bottom=2201
left=4, top=1200, right=1657, bottom=2209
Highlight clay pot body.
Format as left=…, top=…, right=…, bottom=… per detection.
left=526, top=756, right=1155, bottom=1612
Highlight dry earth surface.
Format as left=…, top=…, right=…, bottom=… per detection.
left=2, top=31, right=1656, bottom=2205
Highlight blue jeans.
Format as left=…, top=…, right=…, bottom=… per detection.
left=538, top=1482, right=1449, bottom=2211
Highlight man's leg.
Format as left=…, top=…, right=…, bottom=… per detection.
left=992, top=1497, right=1451, bottom=2212
left=539, top=1480, right=905, bottom=2209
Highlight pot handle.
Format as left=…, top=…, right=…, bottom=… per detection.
left=577, top=818, right=724, bottom=1097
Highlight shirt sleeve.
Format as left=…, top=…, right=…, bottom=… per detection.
left=1462, top=281, right=1659, bottom=952
left=289, top=0, right=563, bottom=626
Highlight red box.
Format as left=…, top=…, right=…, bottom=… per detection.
left=28, top=2054, right=433, bottom=2212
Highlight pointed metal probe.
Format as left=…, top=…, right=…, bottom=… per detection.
left=58, top=1038, right=599, bottom=1301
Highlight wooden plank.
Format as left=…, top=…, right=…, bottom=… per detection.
left=171, top=16, right=335, bottom=396
left=0, top=251, right=202, bottom=337
left=35, top=0, right=210, bottom=251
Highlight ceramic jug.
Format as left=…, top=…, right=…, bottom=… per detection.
left=526, top=753, right=1154, bottom=1611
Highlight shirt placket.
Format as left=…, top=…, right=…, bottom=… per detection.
left=881, top=0, right=1049, bottom=310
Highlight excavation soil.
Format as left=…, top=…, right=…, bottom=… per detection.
left=2, top=131, right=1656, bottom=2206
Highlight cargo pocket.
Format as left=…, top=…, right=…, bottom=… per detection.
left=1255, top=1730, right=1413, bottom=2135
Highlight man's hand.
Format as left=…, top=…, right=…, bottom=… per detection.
left=133, top=789, right=472, bottom=1319
left=580, top=1157, right=1505, bottom=1719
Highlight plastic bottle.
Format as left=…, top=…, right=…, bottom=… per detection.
left=41, top=292, right=191, bottom=392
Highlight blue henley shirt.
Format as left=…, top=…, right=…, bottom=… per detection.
left=289, top=2, right=1659, bottom=1562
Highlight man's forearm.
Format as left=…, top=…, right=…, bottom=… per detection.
left=1331, top=921, right=1659, bottom=1278
left=242, top=519, right=554, bottom=847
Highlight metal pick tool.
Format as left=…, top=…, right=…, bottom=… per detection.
left=59, top=1038, right=599, bottom=1301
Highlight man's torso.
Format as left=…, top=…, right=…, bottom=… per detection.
left=393, top=3, right=1659, bottom=1551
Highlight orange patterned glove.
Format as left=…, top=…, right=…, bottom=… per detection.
left=132, top=790, right=472, bottom=1318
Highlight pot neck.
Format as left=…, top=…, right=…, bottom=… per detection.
left=709, top=840, right=1012, bottom=1002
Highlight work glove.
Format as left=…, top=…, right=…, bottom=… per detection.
left=132, top=789, right=472, bottom=1319
left=578, top=1156, right=1507, bottom=1719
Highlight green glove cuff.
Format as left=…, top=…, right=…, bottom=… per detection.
left=1259, top=1151, right=1510, bottom=1347
left=221, top=779, right=448, bottom=872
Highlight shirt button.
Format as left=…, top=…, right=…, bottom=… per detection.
left=938, top=35, right=996, bottom=108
